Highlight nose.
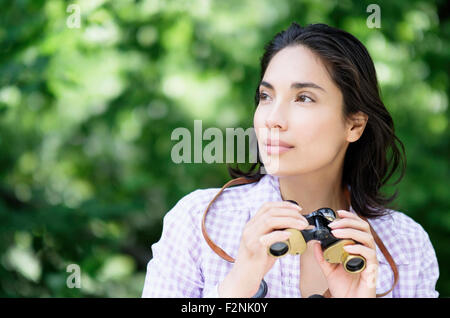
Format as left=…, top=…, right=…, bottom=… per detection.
left=265, top=107, right=288, bottom=130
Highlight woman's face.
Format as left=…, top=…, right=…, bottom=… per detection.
left=254, top=45, right=355, bottom=176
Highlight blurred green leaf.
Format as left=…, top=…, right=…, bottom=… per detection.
left=0, top=0, right=448, bottom=297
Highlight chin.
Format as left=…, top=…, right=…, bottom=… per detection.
left=261, top=161, right=317, bottom=177
left=260, top=164, right=293, bottom=176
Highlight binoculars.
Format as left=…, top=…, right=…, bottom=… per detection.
left=267, top=201, right=366, bottom=273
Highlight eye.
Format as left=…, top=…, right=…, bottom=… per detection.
left=259, top=92, right=271, bottom=101
left=296, top=94, right=315, bottom=103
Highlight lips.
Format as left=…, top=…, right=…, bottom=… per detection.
left=263, top=139, right=294, bottom=155
left=264, top=139, right=294, bottom=148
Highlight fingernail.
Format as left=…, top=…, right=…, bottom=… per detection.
left=328, top=220, right=340, bottom=228
left=286, top=200, right=302, bottom=210
left=298, top=221, right=307, bottom=229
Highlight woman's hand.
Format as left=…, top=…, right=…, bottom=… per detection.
left=218, top=201, right=309, bottom=297
left=313, top=210, right=379, bottom=298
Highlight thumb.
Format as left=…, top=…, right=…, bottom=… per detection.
left=313, top=241, right=335, bottom=277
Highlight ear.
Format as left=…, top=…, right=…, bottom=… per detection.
left=345, top=111, right=368, bottom=142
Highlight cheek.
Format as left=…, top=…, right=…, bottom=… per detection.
left=253, top=105, right=346, bottom=153
left=253, top=107, right=266, bottom=138
left=294, top=111, right=346, bottom=156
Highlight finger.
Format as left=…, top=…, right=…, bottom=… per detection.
left=331, top=228, right=376, bottom=249
left=343, top=244, right=378, bottom=265
left=249, top=203, right=305, bottom=227
left=266, top=201, right=304, bottom=213
left=259, top=230, right=292, bottom=248
left=254, top=201, right=303, bottom=219
left=312, top=241, right=337, bottom=278
left=266, top=207, right=308, bottom=223
left=328, top=218, right=370, bottom=233
left=336, top=210, right=360, bottom=220
left=343, top=244, right=379, bottom=289
left=256, top=216, right=309, bottom=235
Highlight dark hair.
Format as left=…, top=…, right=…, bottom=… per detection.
left=227, top=22, right=407, bottom=219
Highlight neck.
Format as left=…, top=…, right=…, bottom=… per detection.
left=278, top=172, right=349, bottom=216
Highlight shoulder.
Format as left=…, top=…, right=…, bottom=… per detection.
left=162, top=188, right=217, bottom=226
left=164, top=179, right=260, bottom=226
left=367, top=208, right=434, bottom=265
left=382, top=209, right=431, bottom=243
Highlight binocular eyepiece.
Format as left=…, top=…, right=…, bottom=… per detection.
left=268, top=202, right=366, bottom=274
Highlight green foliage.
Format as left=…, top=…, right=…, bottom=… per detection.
left=0, top=0, right=448, bottom=297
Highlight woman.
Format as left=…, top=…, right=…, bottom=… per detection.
left=142, top=22, right=439, bottom=298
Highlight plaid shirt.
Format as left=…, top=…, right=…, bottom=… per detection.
left=142, top=174, right=439, bottom=298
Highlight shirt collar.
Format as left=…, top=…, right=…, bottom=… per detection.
left=250, top=173, right=357, bottom=215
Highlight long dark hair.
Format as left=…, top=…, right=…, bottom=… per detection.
left=227, top=22, right=407, bottom=219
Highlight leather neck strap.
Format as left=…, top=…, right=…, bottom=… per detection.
left=201, top=176, right=399, bottom=298
left=201, top=177, right=257, bottom=263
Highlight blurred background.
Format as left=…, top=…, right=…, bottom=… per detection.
left=0, top=0, right=448, bottom=297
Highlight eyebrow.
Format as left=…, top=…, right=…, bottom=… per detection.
left=259, top=80, right=326, bottom=92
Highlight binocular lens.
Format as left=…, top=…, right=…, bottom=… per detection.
left=269, top=242, right=289, bottom=257
left=345, top=257, right=365, bottom=272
